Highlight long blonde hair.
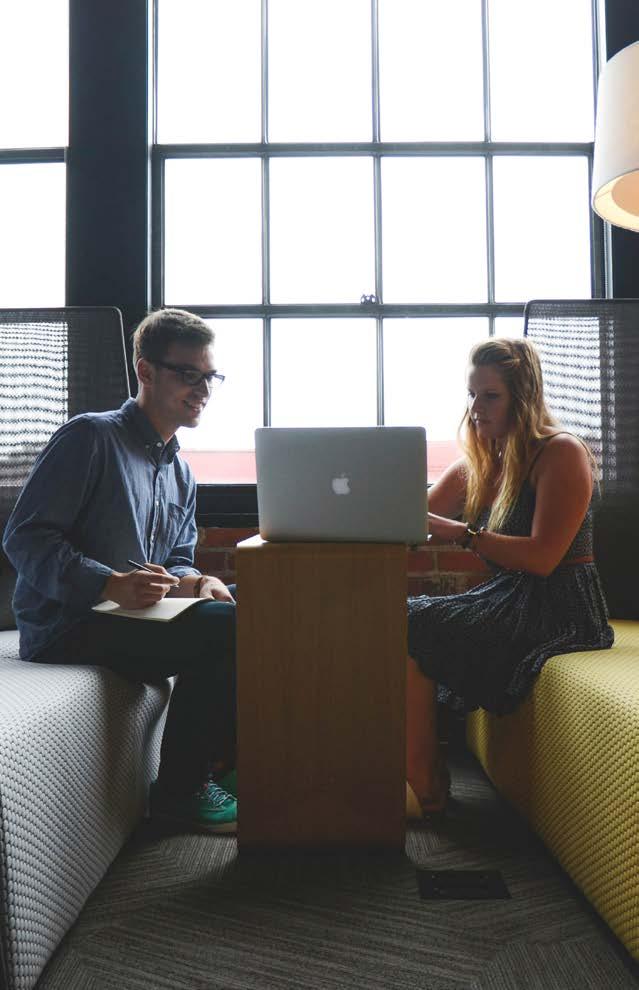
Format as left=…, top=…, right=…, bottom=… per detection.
left=461, top=338, right=559, bottom=531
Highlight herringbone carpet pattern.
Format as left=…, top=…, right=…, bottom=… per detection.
left=35, top=753, right=639, bottom=990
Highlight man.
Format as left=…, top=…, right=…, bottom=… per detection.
left=3, top=308, right=237, bottom=833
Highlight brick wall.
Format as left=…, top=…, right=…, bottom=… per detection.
left=195, top=527, right=491, bottom=595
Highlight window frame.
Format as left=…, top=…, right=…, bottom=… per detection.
left=151, top=0, right=607, bottom=523
left=60, top=0, right=639, bottom=526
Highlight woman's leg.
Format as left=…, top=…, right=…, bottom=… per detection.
left=406, top=656, right=448, bottom=811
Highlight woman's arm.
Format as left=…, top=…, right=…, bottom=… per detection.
left=427, top=457, right=468, bottom=518
left=429, top=435, right=593, bottom=576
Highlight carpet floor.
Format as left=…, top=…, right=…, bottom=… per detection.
left=35, top=752, right=639, bottom=990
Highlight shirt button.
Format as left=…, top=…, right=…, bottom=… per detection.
left=156, top=442, right=162, bottom=448
left=155, top=500, right=159, bottom=507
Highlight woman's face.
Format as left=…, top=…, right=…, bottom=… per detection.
left=467, top=363, right=512, bottom=441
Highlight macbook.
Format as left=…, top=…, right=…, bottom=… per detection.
left=255, top=426, right=428, bottom=544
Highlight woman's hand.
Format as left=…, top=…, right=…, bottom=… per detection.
left=427, top=513, right=467, bottom=545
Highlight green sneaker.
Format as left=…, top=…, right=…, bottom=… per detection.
left=151, top=779, right=237, bottom=834
left=214, top=768, right=237, bottom=799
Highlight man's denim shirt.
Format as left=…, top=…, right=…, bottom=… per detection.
left=3, top=399, right=199, bottom=659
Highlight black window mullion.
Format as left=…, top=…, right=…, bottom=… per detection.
left=67, top=0, right=149, bottom=334
left=263, top=316, right=272, bottom=427
left=262, top=156, right=271, bottom=426
left=150, top=153, right=164, bottom=310
left=371, top=0, right=384, bottom=424
left=262, top=0, right=271, bottom=426
left=481, top=0, right=496, bottom=335
left=591, top=0, right=610, bottom=296
left=0, top=149, right=65, bottom=164
left=371, top=0, right=380, bottom=144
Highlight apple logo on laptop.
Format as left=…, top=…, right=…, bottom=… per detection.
left=332, top=473, right=351, bottom=495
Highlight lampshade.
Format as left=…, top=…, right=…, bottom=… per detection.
left=592, top=41, right=639, bottom=232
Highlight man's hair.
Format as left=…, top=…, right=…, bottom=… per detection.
left=132, top=308, right=215, bottom=366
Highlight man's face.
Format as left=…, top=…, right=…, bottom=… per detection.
left=144, top=342, right=218, bottom=435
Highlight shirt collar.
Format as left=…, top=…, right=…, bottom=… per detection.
left=119, top=398, right=180, bottom=464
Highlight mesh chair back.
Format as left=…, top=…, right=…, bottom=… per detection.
left=0, top=307, right=130, bottom=628
left=525, top=298, right=639, bottom=619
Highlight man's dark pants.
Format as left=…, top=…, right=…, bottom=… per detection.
left=34, top=594, right=237, bottom=796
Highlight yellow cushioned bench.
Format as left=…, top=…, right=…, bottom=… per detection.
left=466, top=619, right=639, bottom=960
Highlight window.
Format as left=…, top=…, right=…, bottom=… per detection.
left=154, top=0, right=602, bottom=484
left=0, top=1, right=68, bottom=307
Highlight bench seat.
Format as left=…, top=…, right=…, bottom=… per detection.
left=0, top=630, right=171, bottom=990
left=467, top=619, right=639, bottom=961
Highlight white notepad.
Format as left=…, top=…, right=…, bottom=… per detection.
left=92, top=598, right=201, bottom=622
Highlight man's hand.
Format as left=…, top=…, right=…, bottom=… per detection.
left=196, top=575, right=235, bottom=603
left=102, top=564, right=180, bottom=609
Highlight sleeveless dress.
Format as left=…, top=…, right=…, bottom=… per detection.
left=407, top=452, right=614, bottom=716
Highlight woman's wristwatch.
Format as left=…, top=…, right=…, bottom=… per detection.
left=459, top=523, right=486, bottom=550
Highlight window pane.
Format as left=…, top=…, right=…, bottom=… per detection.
left=164, top=159, right=262, bottom=305
left=489, top=0, right=594, bottom=141
left=157, top=0, right=261, bottom=143
left=271, top=320, right=377, bottom=426
left=379, top=0, right=484, bottom=141
left=493, top=157, right=591, bottom=302
left=177, top=320, right=262, bottom=483
left=270, top=158, right=375, bottom=303
left=0, top=2, right=68, bottom=148
left=384, top=318, right=487, bottom=481
left=382, top=158, right=487, bottom=303
left=494, top=316, right=524, bottom=338
left=268, top=0, right=371, bottom=141
left=0, top=164, right=65, bottom=307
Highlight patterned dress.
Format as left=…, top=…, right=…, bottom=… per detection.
left=407, top=477, right=614, bottom=716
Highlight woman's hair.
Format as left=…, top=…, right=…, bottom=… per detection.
left=132, top=308, right=215, bottom=367
left=461, top=337, right=559, bottom=531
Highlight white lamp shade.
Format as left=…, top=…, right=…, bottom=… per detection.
left=592, top=41, right=639, bottom=232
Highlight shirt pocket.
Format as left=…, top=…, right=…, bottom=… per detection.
left=155, top=501, right=189, bottom=560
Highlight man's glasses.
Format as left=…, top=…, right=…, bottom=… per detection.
left=153, top=359, right=225, bottom=391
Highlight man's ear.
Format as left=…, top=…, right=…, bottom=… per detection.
left=136, top=358, right=154, bottom=388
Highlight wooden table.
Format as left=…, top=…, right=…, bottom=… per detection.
left=236, top=535, right=406, bottom=849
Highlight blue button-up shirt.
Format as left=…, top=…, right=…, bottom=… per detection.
left=3, top=398, right=199, bottom=659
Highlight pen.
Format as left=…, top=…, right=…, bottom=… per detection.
left=127, top=558, right=156, bottom=573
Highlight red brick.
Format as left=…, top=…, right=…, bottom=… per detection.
left=437, top=550, right=490, bottom=573
left=407, top=576, right=442, bottom=597
left=199, top=526, right=258, bottom=548
left=424, top=533, right=449, bottom=547
left=407, top=549, right=436, bottom=574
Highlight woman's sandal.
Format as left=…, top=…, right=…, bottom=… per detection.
left=406, top=763, right=451, bottom=820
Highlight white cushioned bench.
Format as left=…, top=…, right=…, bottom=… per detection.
left=0, top=629, right=171, bottom=990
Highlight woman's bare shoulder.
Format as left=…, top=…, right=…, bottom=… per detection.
left=530, top=432, right=592, bottom=483
left=539, top=431, right=590, bottom=456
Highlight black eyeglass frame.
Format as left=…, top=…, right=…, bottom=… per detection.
left=152, top=359, right=225, bottom=389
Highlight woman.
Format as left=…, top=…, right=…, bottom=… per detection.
left=406, top=338, right=614, bottom=817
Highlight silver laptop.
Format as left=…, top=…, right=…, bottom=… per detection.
left=255, top=427, right=428, bottom=544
